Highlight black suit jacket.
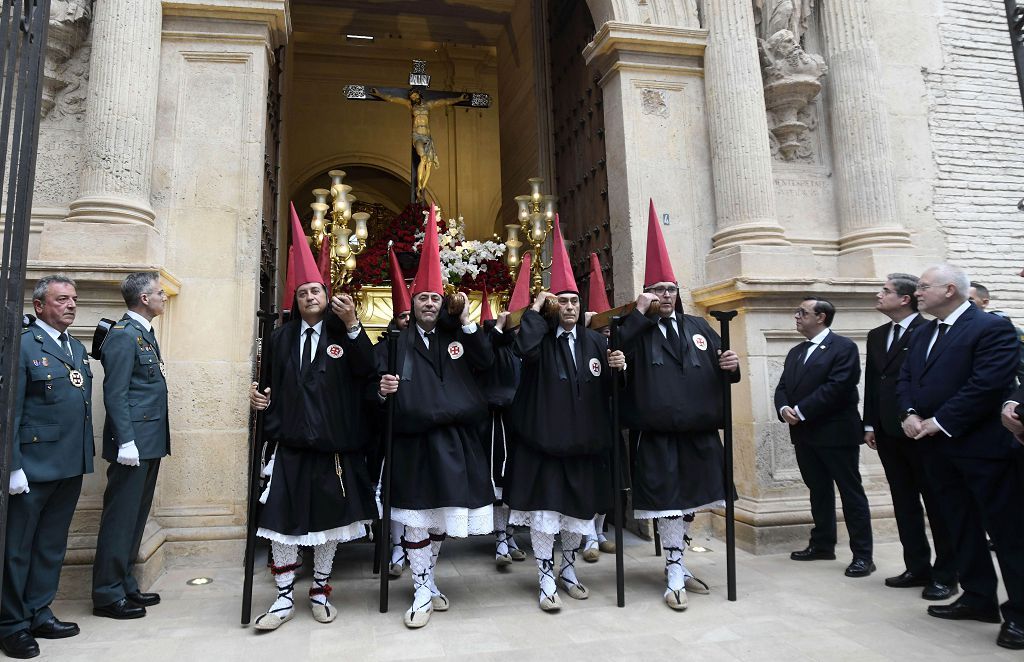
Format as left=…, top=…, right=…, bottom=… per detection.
left=863, top=314, right=928, bottom=438
left=896, top=303, right=1019, bottom=458
left=774, top=330, right=862, bottom=446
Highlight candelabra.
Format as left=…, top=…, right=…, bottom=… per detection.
left=309, top=170, right=369, bottom=291
left=505, top=177, right=556, bottom=296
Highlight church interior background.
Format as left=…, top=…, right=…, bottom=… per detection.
left=4, top=0, right=1023, bottom=596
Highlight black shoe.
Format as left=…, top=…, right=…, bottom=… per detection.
left=845, top=558, right=876, bottom=577
left=921, top=581, right=958, bottom=601
left=0, top=630, right=39, bottom=659
left=927, top=598, right=1001, bottom=623
left=93, top=598, right=147, bottom=620
left=790, top=546, right=836, bottom=561
left=884, top=569, right=931, bottom=588
left=29, top=617, right=79, bottom=639
left=126, top=591, right=161, bottom=607
left=998, top=621, right=1024, bottom=650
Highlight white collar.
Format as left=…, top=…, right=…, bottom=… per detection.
left=556, top=326, right=575, bottom=339
left=895, top=312, right=919, bottom=329
left=938, top=300, right=972, bottom=326
left=126, top=310, right=152, bottom=332
left=299, top=319, right=323, bottom=335
left=34, top=319, right=64, bottom=343
left=416, top=324, right=436, bottom=339
left=808, top=328, right=831, bottom=345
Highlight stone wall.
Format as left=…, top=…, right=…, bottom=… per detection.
left=924, top=0, right=1024, bottom=316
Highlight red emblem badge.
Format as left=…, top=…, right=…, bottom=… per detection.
left=447, top=341, right=464, bottom=360
left=589, top=358, right=602, bottom=376
left=692, top=334, right=708, bottom=351
left=326, top=344, right=344, bottom=359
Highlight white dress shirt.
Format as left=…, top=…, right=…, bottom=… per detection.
left=556, top=326, right=577, bottom=363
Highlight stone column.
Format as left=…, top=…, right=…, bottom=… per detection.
left=703, top=0, right=788, bottom=249
left=66, top=0, right=161, bottom=225
left=820, top=0, right=910, bottom=254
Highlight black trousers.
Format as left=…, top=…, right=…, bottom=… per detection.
left=793, top=443, right=873, bottom=559
left=923, top=450, right=1024, bottom=623
left=92, top=459, right=160, bottom=606
left=0, top=476, right=82, bottom=637
left=875, top=432, right=956, bottom=583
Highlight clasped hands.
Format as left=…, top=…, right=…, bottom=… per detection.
left=901, top=414, right=943, bottom=440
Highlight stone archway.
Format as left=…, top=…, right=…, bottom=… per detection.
left=585, top=0, right=700, bottom=28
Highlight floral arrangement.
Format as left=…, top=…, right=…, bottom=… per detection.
left=347, top=202, right=512, bottom=293
left=413, top=211, right=509, bottom=289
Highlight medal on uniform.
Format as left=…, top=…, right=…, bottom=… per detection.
left=589, top=357, right=602, bottom=376
left=69, top=369, right=85, bottom=388
left=160, top=362, right=167, bottom=377
left=326, top=344, right=344, bottom=359
left=692, top=334, right=708, bottom=351
left=447, top=341, right=464, bottom=360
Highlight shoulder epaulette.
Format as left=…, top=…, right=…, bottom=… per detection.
left=113, top=323, right=127, bottom=330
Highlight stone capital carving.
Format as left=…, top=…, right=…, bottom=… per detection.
left=42, top=0, right=92, bottom=118
left=752, top=0, right=816, bottom=43
left=757, top=29, right=827, bottom=161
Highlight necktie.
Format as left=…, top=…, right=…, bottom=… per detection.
left=936, top=322, right=949, bottom=342
left=660, top=317, right=680, bottom=352
left=890, top=323, right=902, bottom=350
left=301, top=328, right=314, bottom=373
left=796, top=340, right=814, bottom=370
left=559, top=333, right=578, bottom=394
left=425, top=331, right=441, bottom=370
left=58, top=332, right=73, bottom=360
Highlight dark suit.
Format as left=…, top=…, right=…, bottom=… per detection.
left=897, top=303, right=1024, bottom=623
left=92, top=314, right=170, bottom=607
left=774, top=329, right=872, bottom=559
left=1, top=324, right=94, bottom=638
left=864, top=314, right=955, bottom=583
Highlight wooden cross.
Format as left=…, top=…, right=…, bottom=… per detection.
left=344, top=60, right=493, bottom=203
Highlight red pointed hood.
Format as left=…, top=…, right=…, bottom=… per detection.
left=479, top=285, right=494, bottom=322
left=549, top=214, right=578, bottom=295
left=508, top=252, right=533, bottom=310
left=411, top=204, right=444, bottom=296
left=587, top=252, right=611, bottom=314
left=644, top=199, right=677, bottom=288
left=286, top=201, right=325, bottom=303
left=282, top=246, right=297, bottom=311
left=388, top=244, right=411, bottom=315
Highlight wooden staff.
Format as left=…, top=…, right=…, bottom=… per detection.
left=241, top=311, right=274, bottom=625
left=610, top=315, right=626, bottom=607
left=379, top=329, right=400, bottom=613
left=709, top=309, right=738, bottom=602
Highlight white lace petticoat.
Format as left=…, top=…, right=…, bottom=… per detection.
left=633, top=499, right=726, bottom=520
left=509, top=509, right=597, bottom=536
left=387, top=505, right=494, bottom=537
left=256, top=520, right=370, bottom=546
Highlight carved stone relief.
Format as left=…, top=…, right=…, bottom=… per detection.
left=752, top=1, right=827, bottom=163
left=42, top=0, right=92, bottom=118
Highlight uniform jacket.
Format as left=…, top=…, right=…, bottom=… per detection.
left=863, top=314, right=927, bottom=438
left=100, top=314, right=170, bottom=461
left=774, top=330, right=862, bottom=446
left=896, top=303, right=1019, bottom=458
left=12, top=322, right=94, bottom=481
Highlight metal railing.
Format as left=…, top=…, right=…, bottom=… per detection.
left=0, top=0, right=51, bottom=607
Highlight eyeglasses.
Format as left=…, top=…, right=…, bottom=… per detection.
left=794, top=309, right=815, bottom=318
left=915, top=283, right=946, bottom=292
left=646, top=286, right=679, bottom=296
left=879, top=287, right=895, bottom=295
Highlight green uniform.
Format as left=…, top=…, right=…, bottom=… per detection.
left=0, top=323, right=94, bottom=637
left=91, top=314, right=170, bottom=607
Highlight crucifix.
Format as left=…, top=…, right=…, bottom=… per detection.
left=344, top=60, right=493, bottom=203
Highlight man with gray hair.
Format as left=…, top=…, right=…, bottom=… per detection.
left=897, top=264, right=1024, bottom=650
left=863, top=273, right=955, bottom=600
left=92, top=272, right=170, bottom=620
left=1, top=276, right=93, bottom=659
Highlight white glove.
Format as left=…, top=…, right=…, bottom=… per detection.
left=8, top=468, right=29, bottom=495
left=117, top=441, right=141, bottom=467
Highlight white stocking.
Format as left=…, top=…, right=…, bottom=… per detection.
left=595, top=513, right=608, bottom=542
left=530, top=528, right=557, bottom=602
left=268, top=542, right=299, bottom=616
left=390, top=521, right=406, bottom=566
left=310, top=541, right=338, bottom=608
left=658, top=517, right=687, bottom=592
left=405, top=527, right=432, bottom=613
left=494, top=504, right=511, bottom=557
left=427, top=529, right=445, bottom=596
left=559, top=532, right=582, bottom=586
left=507, top=525, right=521, bottom=551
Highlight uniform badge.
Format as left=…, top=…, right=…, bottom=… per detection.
left=40, top=357, right=49, bottom=367
left=692, top=334, right=708, bottom=351
left=69, top=369, right=85, bottom=388
left=447, top=341, right=464, bottom=360
left=159, top=362, right=167, bottom=377
left=32, top=359, right=40, bottom=367
left=326, top=344, right=344, bottom=359
left=589, top=357, right=602, bottom=377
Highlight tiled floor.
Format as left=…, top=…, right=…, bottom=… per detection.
left=47, top=531, right=1017, bottom=661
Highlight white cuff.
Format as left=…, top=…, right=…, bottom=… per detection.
left=794, top=405, right=806, bottom=421
left=932, top=418, right=952, bottom=438
left=864, top=425, right=874, bottom=432
left=462, top=322, right=478, bottom=334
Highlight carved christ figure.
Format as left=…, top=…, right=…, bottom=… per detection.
left=369, top=87, right=470, bottom=200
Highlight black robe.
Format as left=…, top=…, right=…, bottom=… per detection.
left=476, top=322, right=520, bottom=493
left=257, top=317, right=378, bottom=537
left=376, top=322, right=494, bottom=511
left=503, top=310, right=614, bottom=520
left=619, top=309, right=741, bottom=512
